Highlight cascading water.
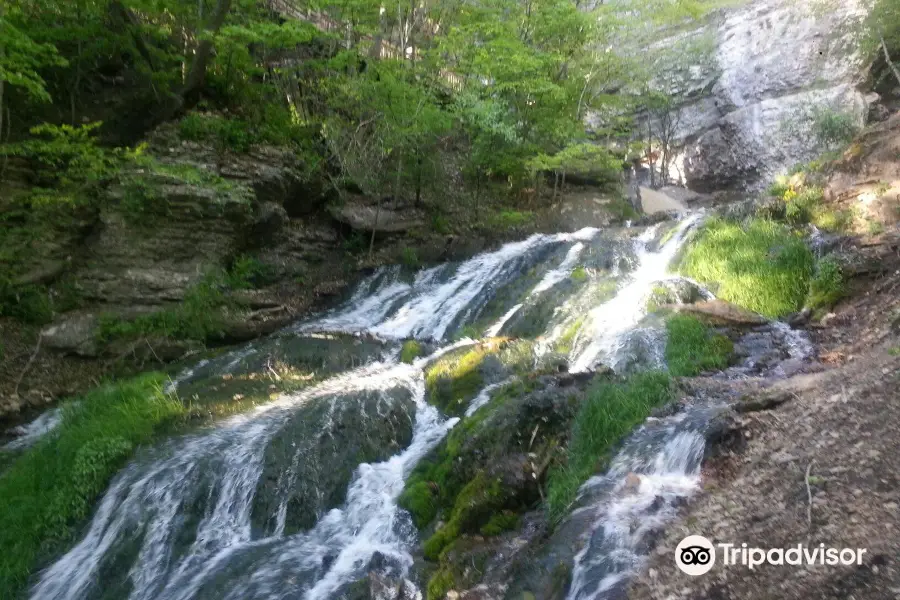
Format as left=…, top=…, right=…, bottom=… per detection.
left=565, top=408, right=716, bottom=600
left=27, top=214, right=768, bottom=600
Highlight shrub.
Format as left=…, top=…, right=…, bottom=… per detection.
left=811, top=108, right=859, bottom=148
left=665, top=315, right=733, bottom=376
left=678, top=217, right=814, bottom=318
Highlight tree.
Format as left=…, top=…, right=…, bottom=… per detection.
left=0, top=12, right=66, bottom=145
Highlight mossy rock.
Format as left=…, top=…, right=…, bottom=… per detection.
left=400, top=340, right=423, bottom=364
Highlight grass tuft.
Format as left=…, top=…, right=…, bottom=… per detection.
left=678, top=217, right=814, bottom=318
left=0, top=374, right=184, bottom=598
left=545, top=371, right=672, bottom=521
left=400, top=340, right=423, bottom=364
left=665, top=314, right=733, bottom=376
left=806, top=256, right=845, bottom=313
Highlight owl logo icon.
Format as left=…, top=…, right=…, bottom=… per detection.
left=675, top=535, right=716, bottom=575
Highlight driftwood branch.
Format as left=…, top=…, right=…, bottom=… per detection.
left=14, top=334, right=43, bottom=399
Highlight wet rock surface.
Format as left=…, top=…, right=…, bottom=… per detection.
left=251, top=386, right=416, bottom=536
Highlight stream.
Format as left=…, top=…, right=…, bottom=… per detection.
left=17, top=214, right=812, bottom=600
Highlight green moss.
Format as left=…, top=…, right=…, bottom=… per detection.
left=665, top=314, right=733, bottom=377
left=678, top=217, right=814, bottom=318
left=570, top=266, right=587, bottom=282
left=0, top=374, right=185, bottom=598
left=546, top=372, right=673, bottom=521
left=554, top=318, right=584, bottom=355
left=425, top=346, right=492, bottom=416
left=398, top=481, right=438, bottom=528
left=400, top=340, right=423, bottom=364
left=480, top=510, right=520, bottom=536
left=423, top=471, right=505, bottom=559
left=427, top=567, right=456, bottom=600
left=646, top=285, right=672, bottom=313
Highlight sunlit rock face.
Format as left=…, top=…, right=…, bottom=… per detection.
left=592, top=0, right=872, bottom=192
left=683, top=0, right=870, bottom=192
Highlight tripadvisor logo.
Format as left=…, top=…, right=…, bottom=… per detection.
left=675, top=535, right=716, bottom=575
left=674, top=535, right=868, bottom=576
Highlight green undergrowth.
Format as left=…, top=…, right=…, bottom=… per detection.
left=678, top=217, right=814, bottom=318
left=765, top=166, right=852, bottom=233
left=97, top=256, right=271, bottom=344
left=665, top=314, right=733, bottom=376
left=806, top=256, right=846, bottom=314
left=545, top=371, right=673, bottom=521
left=0, top=373, right=184, bottom=598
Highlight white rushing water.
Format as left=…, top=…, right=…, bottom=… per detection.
left=31, top=216, right=712, bottom=600
left=569, top=214, right=702, bottom=373
left=2, top=407, right=64, bottom=450
left=566, top=409, right=713, bottom=600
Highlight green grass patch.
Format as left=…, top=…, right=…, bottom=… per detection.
left=400, top=340, right=423, bottom=364
left=0, top=373, right=184, bottom=598
left=487, top=210, right=534, bottom=230
left=570, top=266, right=588, bottom=282
left=678, top=217, right=814, bottom=318
left=665, top=314, right=733, bottom=376
left=545, top=371, right=673, bottom=521
left=806, top=256, right=845, bottom=313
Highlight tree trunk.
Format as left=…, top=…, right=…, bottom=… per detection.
left=0, top=78, right=5, bottom=182
left=647, top=114, right=655, bottom=189
left=181, top=0, right=233, bottom=109
left=881, top=36, right=900, bottom=89
left=0, top=77, right=4, bottom=148
left=552, top=171, right=559, bottom=201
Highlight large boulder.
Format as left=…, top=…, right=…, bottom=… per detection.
left=329, top=197, right=425, bottom=233
left=41, top=313, right=100, bottom=357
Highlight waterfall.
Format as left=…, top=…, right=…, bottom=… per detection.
left=29, top=217, right=711, bottom=600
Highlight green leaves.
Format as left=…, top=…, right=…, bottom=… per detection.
left=0, top=16, right=66, bottom=102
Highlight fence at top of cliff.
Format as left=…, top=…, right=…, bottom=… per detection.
left=266, top=0, right=465, bottom=91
